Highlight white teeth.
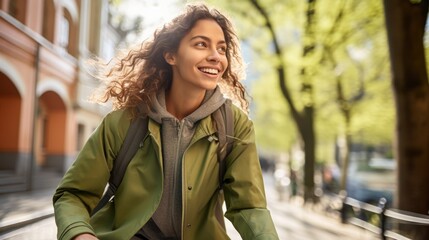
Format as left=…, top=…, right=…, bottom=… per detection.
left=200, top=68, right=219, bottom=74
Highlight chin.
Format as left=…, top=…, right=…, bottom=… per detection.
left=204, top=83, right=218, bottom=91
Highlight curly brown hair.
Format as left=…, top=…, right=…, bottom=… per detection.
left=96, top=3, right=249, bottom=115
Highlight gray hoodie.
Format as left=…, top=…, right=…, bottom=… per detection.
left=138, top=87, right=226, bottom=239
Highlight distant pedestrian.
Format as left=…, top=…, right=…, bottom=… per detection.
left=53, top=3, right=278, bottom=240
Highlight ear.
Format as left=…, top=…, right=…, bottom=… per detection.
left=164, top=52, right=176, bottom=65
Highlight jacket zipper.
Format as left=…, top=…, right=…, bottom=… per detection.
left=173, top=119, right=185, bottom=237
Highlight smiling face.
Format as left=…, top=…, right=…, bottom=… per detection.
left=164, top=19, right=228, bottom=94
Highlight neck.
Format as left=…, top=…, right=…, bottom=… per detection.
left=165, top=88, right=206, bottom=120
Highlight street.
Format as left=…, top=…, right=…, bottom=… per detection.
left=0, top=173, right=372, bottom=240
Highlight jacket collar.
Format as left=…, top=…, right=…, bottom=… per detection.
left=147, top=115, right=217, bottom=147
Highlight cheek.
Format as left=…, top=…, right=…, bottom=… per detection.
left=182, top=54, right=199, bottom=68
left=176, top=56, right=195, bottom=73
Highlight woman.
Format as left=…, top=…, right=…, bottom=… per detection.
left=53, top=3, right=279, bottom=240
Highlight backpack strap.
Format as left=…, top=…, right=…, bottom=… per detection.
left=91, top=115, right=148, bottom=216
left=212, top=99, right=234, bottom=189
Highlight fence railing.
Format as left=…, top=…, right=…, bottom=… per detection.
left=339, top=194, right=429, bottom=239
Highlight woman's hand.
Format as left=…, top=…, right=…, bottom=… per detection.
left=73, top=233, right=98, bottom=240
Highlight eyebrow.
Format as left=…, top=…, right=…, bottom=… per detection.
left=190, top=35, right=226, bottom=45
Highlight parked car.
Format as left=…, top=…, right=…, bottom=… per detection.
left=322, top=166, right=394, bottom=207
left=345, top=178, right=393, bottom=207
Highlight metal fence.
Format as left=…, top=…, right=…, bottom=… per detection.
left=340, top=194, right=429, bottom=240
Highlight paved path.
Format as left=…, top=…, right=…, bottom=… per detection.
left=227, top=173, right=373, bottom=240
left=0, top=218, right=56, bottom=240
left=0, top=174, right=375, bottom=239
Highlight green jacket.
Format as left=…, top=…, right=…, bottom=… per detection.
left=53, top=105, right=279, bottom=240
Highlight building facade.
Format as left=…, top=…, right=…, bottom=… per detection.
left=0, top=0, right=119, bottom=193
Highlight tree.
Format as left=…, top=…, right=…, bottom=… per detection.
left=244, top=0, right=318, bottom=202
left=206, top=0, right=394, bottom=202
left=383, top=0, right=429, bottom=238
left=318, top=0, right=388, bottom=192
left=108, top=0, right=144, bottom=46
left=242, top=0, right=391, bottom=201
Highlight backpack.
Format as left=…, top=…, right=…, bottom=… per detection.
left=91, top=100, right=234, bottom=215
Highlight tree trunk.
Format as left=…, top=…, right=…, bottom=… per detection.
left=298, top=0, right=317, bottom=202
left=383, top=0, right=429, bottom=238
left=300, top=106, right=316, bottom=201
left=250, top=0, right=317, bottom=202
left=335, top=75, right=355, bottom=193
left=339, top=111, right=351, bottom=193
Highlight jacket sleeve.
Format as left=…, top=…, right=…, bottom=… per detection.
left=223, top=107, right=279, bottom=240
left=52, top=110, right=128, bottom=240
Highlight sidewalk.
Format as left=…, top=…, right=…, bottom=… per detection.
left=0, top=170, right=61, bottom=235
left=261, top=174, right=375, bottom=240
left=0, top=188, right=55, bottom=234
left=0, top=174, right=374, bottom=239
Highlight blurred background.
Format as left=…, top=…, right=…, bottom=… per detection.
left=0, top=0, right=428, bottom=239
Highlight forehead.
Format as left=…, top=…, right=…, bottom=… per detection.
left=186, top=19, right=225, bottom=42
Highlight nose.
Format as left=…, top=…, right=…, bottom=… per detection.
left=207, top=49, right=221, bottom=63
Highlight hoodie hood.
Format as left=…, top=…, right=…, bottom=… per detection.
left=147, top=86, right=226, bottom=125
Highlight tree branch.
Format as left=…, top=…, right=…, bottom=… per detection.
left=249, top=0, right=301, bottom=123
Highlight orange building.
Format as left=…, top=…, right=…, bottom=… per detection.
left=0, top=0, right=119, bottom=193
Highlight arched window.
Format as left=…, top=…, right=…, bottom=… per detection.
left=60, top=4, right=78, bottom=57
left=42, top=0, right=78, bottom=57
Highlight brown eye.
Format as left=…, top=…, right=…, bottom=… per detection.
left=217, top=46, right=227, bottom=54
left=196, top=42, right=207, bottom=48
